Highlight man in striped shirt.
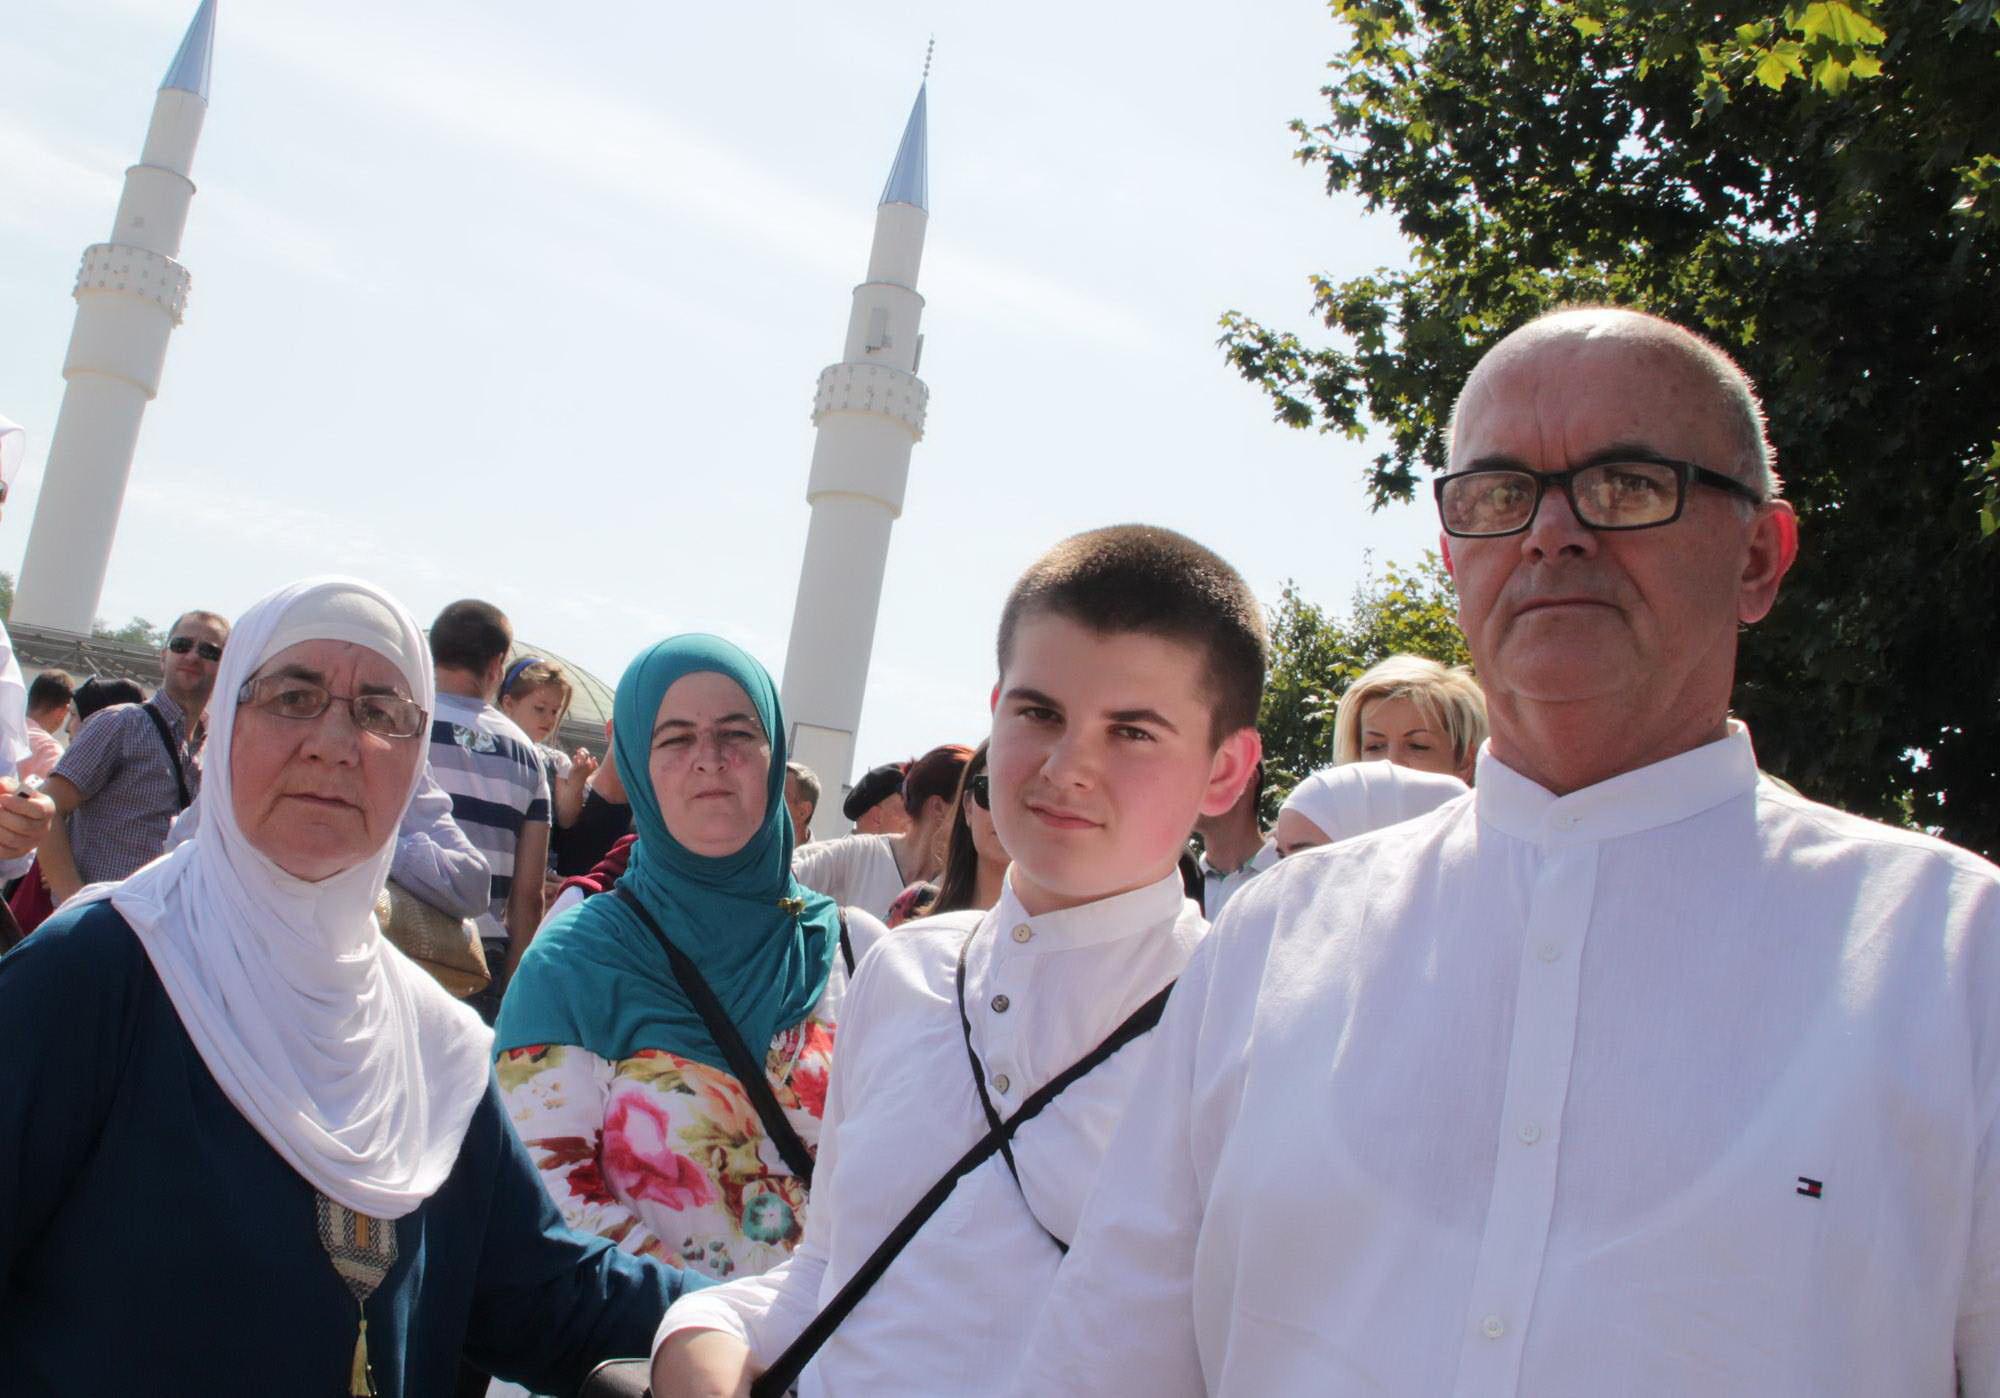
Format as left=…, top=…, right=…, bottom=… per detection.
left=425, top=599, right=550, bottom=1024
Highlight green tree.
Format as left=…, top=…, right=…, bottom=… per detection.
left=0, top=571, right=13, bottom=621
left=93, top=617, right=166, bottom=648
left=1260, top=552, right=1470, bottom=814
left=1222, top=0, right=2000, bottom=855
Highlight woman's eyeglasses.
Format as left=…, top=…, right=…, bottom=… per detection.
left=167, top=636, right=225, bottom=662
left=237, top=676, right=428, bottom=739
left=966, top=773, right=991, bottom=811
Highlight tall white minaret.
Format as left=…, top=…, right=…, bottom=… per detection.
left=780, top=70, right=932, bottom=837
left=12, top=1, right=216, bottom=635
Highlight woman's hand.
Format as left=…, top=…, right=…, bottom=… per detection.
left=652, top=1329, right=755, bottom=1398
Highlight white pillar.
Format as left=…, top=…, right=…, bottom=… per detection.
left=780, top=84, right=931, bottom=838
left=13, top=4, right=213, bottom=634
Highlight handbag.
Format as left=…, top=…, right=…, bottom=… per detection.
left=374, top=879, right=490, bottom=997
left=579, top=1359, right=650, bottom=1397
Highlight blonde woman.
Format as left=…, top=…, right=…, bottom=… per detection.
left=1331, top=654, right=1486, bottom=782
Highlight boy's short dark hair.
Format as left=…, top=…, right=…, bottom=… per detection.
left=429, top=599, right=513, bottom=675
left=27, top=669, right=75, bottom=714
left=997, top=524, right=1268, bottom=744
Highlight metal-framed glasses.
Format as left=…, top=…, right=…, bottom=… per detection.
left=236, top=675, right=428, bottom=739
left=965, top=773, right=991, bottom=811
left=1434, top=456, right=1764, bottom=538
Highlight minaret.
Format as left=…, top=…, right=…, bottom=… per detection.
left=12, top=1, right=216, bottom=635
left=780, top=67, right=932, bottom=837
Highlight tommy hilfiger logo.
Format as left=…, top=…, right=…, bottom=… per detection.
left=1796, top=1176, right=1824, bottom=1199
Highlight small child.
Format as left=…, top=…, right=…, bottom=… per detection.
left=499, top=656, right=597, bottom=833
left=650, top=524, right=1267, bottom=1396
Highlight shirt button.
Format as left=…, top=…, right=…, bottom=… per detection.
left=1012, top=925, right=1033, bottom=944
left=1517, top=1121, right=1542, bottom=1145
left=992, top=1073, right=1010, bottom=1094
left=1536, top=940, right=1562, bottom=963
left=990, top=994, right=1011, bottom=1013
left=1481, top=1315, right=1505, bottom=1340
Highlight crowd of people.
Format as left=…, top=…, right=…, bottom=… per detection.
left=1, top=306, right=1997, bottom=1397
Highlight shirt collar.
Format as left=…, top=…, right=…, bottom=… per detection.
left=150, top=689, right=186, bottom=729
left=1198, top=838, right=1277, bottom=880
left=991, top=868, right=1189, bottom=952
left=1474, top=721, right=1760, bottom=847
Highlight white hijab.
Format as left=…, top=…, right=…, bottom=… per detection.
left=1280, top=760, right=1469, bottom=845
left=0, top=415, right=35, bottom=774
left=82, top=577, right=492, bottom=1218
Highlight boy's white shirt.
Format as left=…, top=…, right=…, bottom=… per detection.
left=655, top=868, right=1205, bottom=1396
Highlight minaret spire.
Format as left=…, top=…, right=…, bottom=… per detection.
left=780, top=75, right=936, bottom=835
left=12, top=2, right=214, bottom=633
left=162, top=0, right=216, bottom=100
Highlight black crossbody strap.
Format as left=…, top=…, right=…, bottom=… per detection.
left=750, top=976, right=1175, bottom=1398
left=140, top=701, right=192, bottom=811
left=612, top=886, right=817, bottom=1186
left=839, top=916, right=855, bottom=977
left=954, top=932, right=1066, bottom=1253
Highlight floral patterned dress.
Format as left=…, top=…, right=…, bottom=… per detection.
left=499, top=968, right=846, bottom=1282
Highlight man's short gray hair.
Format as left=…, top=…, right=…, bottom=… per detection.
left=785, top=761, right=821, bottom=814
left=1449, top=306, right=1782, bottom=503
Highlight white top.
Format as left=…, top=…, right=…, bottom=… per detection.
left=658, top=870, right=1205, bottom=1395
left=1013, top=726, right=2000, bottom=1398
left=791, top=832, right=907, bottom=921
left=1196, top=837, right=1277, bottom=919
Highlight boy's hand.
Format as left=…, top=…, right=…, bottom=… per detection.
left=0, top=787, right=55, bottom=861
left=652, top=1329, right=755, bottom=1398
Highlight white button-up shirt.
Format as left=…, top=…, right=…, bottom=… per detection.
left=658, top=871, right=1204, bottom=1395
left=1013, top=727, right=2000, bottom=1396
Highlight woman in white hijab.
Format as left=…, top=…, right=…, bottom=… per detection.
left=0, top=578, right=703, bottom=1397
left=1274, top=760, right=1470, bottom=857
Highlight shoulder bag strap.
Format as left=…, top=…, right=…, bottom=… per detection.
left=140, top=701, right=192, bottom=811
left=839, top=914, right=855, bottom=977
left=612, top=886, right=817, bottom=1185
left=751, top=975, right=1175, bottom=1398
left=954, top=930, right=1065, bottom=1253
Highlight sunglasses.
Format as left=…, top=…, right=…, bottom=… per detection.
left=167, top=636, right=224, bottom=662
left=966, top=773, right=991, bottom=811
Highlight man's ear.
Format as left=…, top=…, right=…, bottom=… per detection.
left=1440, top=532, right=1456, bottom=577
left=989, top=682, right=1000, bottom=714
left=1197, top=727, right=1264, bottom=820
left=1738, top=501, right=1799, bottom=625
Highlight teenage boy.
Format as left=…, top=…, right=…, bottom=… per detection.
left=650, top=524, right=1266, bottom=1397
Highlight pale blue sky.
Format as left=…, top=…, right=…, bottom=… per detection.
left=0, top=0, right=1443, bottom=773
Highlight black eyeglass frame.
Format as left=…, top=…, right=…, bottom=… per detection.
left=166, top=636, right=225, bottom=662
left=965, top=773, right=991, bottom=811
left=235, top=676, right=429, bottom=739
left=1432, top=453, right=1765, bottom=539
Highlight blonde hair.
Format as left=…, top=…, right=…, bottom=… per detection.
left=1332, top=655, right=1487, bottom=767
left=501, top=658, right=574, bottom=723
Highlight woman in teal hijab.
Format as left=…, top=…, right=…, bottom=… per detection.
left=496, top=636, right=872, bottom=1283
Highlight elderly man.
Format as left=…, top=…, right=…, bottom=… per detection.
left=1011, top=309, right=2000, bottom=1397
left=785, top=760, right=821, bottom=844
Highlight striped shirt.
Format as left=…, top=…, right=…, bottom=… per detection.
left=427, top=692, right=550, bottom=947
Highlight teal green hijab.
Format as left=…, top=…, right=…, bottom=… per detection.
left=495, top=635, right=840, bottom=1071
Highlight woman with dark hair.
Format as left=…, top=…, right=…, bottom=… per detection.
left=791, top=743, right=972, bottom=921
left=888, top=742, right=1008, bottom=924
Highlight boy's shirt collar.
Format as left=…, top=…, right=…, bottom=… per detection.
left=992, top=868, right=1190, bottom=953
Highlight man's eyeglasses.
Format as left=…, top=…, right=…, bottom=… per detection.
left=1433, top=456, right=1764, bottom=538
left=237, top=676, right=428, bottom=739
left=966, top=773, right=991, bottom=811
left=167, top=636, right=225, bottom=662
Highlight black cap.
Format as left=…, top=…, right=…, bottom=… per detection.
left=843, top=762, right=908, bottom=821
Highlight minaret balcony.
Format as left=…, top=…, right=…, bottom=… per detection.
left=74, top=243, right=191, bottom=325
left=812, top=362, right=929, bottom=438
